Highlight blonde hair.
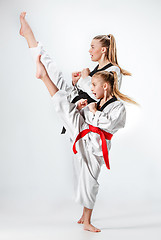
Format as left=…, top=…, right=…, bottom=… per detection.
left=93, top=34, right=131, bottom=76
left=94, top=71, right=138, bottom=105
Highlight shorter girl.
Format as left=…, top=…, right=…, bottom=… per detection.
left=35, top=54, right=137, bottom=232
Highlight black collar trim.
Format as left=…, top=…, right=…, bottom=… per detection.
left=96, top=62, right=113, bottom=71
left=97, top=96, right=117, bottom=111
left=89, top=63, right=113, bottom=77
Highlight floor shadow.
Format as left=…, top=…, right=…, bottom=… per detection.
left=101, top=222, right=161, bottom=230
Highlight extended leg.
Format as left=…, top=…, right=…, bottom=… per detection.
left=36, top=54, right=84, bottom=140
left=36, top=55, right=58, bottom=96
left=20, top=12, right=78, bottom=100
left=36, top=54, right=101, bottom=233
left=20, top=12, right=38, bottom=48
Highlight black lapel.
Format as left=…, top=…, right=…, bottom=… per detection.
left=89, top=63, right=113, bottom=77
left=97, top=96, right=117, bottom=111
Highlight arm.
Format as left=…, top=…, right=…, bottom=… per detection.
left=77, top=76, right=98, bottom=101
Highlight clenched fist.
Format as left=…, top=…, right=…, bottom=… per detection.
left=77, top=99, right=88, bottom=110
left=88, top=102, right=97, bottom=114
left=72, top=71, right=81, bottom=86
left=81, top=68, right=90, bottom=79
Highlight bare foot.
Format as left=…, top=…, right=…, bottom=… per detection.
left=77, top=216, right=84, bottom=224
left=84, top=223, right=101, bottom=232
left=19, top=12, right=32, bottom=37
left=36, top=55, right=47, bottom=79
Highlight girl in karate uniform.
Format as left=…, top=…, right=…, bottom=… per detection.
left=34, top=53, right=137, bottom=232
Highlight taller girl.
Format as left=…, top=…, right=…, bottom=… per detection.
left=73, top=34, right=131, bottom=103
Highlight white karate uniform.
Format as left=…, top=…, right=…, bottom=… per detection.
left=30, top=43, right=126, bottom=209
left=52, top=90, right=126, bottom=209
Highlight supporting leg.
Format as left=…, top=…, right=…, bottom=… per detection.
left=77, top=207, right=85, bottom=224
left=83, top=207, right=101, bottom=232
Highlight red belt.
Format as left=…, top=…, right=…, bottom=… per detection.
left=73, top=124, right=113, bottom=170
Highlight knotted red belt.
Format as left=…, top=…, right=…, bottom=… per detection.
left=72, top=124, right=113, bottom=170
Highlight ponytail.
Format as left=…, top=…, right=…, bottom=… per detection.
left=93, top=34, right=131, bottom=76
left=108, top=34, right=117, bottom=64
left=112, top=72, right=138, bottom=105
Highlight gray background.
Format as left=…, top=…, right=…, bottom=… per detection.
left=0, top=0, right=161, bottom=239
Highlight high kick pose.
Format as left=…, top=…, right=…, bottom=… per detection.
left=34, top=54, right=136, bottom=232
left=20, top=12, right=137, bottom=232
left=19, top=12, right=131, bottom=104
left=19, top=12, right=130, bottom=135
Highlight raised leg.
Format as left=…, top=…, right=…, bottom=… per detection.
left=36, top=54, right=58, bottom=96
left=20, top=12, right=37, bottom=48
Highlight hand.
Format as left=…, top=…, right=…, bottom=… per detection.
left=88, top=102, right=97, bottom=114
left=81, top=68, right=90, bottom=79
left=72, top=71, right=81, bottom=86
left=77, top=99, right=88, bottom=110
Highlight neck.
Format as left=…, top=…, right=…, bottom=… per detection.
left=98, top=56, right=110, bottom=69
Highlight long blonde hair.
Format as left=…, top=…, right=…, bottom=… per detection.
left=93, top=34, right=131, bottom=76
left=94, top=71, right=138, bottom=105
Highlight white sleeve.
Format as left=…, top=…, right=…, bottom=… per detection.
left=91, top=103, right=126, bottom=133
left=29, top=42, right=75, bottom=94
left=77, top=76, right=98, bottom=101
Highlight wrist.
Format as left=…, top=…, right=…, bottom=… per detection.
left=82, top=75, right=88, bottom=80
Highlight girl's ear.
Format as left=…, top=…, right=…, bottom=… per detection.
left=101, top=47, right=107, bottom=54
left=103, top=82, right=109, bottom=91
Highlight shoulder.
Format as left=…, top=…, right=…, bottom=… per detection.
left=103, top=100, right=126, bottom=114
left=106, top=65, right=121, bottom=75
left=113, top=100, right=125, bottom=110
left=108, top=101, right=126, bottom=121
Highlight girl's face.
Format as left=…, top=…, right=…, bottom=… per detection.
left=89, top=39, right=104, bottom=62
left=91, top=76, right=105, bottom=99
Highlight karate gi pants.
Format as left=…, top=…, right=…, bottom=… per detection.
left=52, top=90, right=103, bottom=209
